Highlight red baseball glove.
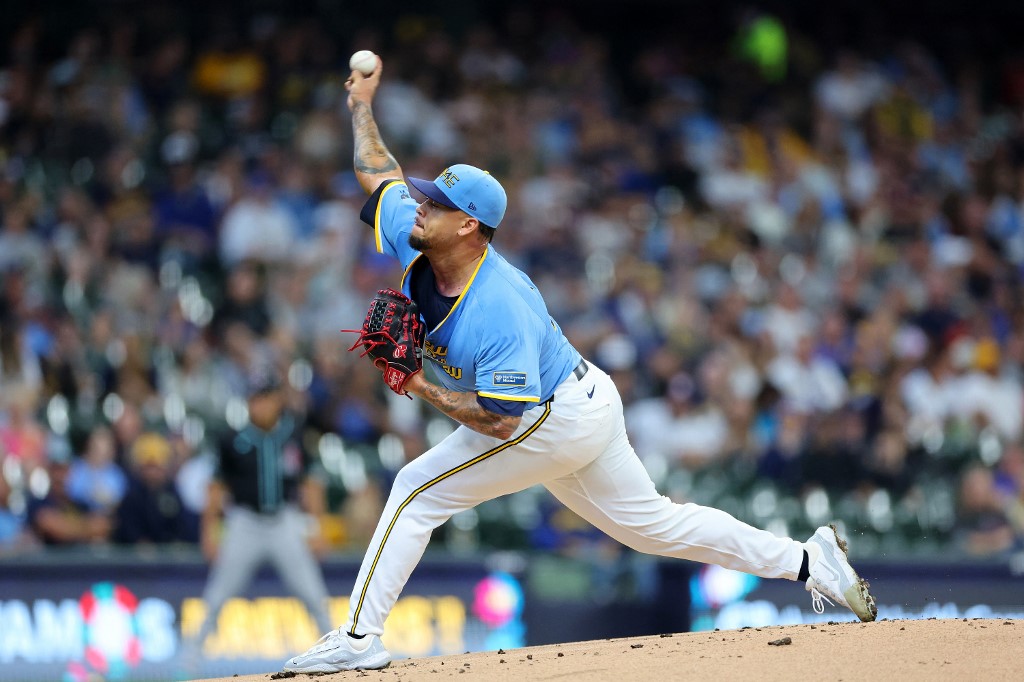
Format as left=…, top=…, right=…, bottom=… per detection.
left=344, top=288, right=425, bottom=395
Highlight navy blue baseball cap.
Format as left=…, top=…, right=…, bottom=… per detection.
left=407, top=164, right=507, bottom=228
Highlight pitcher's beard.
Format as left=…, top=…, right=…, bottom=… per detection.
left=408, top=233, right=430, bottom=251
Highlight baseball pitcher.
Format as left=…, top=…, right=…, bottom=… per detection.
left=283, top=55, right=876, bottom=674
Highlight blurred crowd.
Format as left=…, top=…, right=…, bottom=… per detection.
left=3, top=3, right=1024, bottom=561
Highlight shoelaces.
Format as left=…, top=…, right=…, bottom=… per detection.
left=308, top=628, right=345, bottom=654
left=809, top=586, right=834, bottom=615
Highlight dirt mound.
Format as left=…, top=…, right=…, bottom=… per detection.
left=194, top=618, right=1021, bottom=682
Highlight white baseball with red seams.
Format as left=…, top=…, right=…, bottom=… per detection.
left=349, top=50, right=378, bottom=76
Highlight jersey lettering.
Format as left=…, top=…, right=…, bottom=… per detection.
left=424, top=342, right=462, bottom=380
left=424, top=341, right=448, bottom=359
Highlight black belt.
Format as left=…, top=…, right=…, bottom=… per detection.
left=573, top=358, right=589, bottom=381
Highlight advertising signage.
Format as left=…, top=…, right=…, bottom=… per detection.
left=0, top=554, right=526, bottom=682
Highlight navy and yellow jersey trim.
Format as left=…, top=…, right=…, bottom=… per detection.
left=477, top=391, right=541, bottom=402
left=401, top=248, right=489, bottom=334
left=371, top=180, right=405, bottom=254
left=349, top=399, right=553, bottom=633
left=399, top=253, right=423, bottom=290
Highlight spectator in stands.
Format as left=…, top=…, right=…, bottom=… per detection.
left=915, top=270, right=963, bottom=342
left=814, top=51, right=889, bottom=123
left=996, top=446, right=1024, bottom=538
left=699, top=136, right=769, bottom=211
left=954, top=337, right=1024, bottom=442
left=762, top=284, right=816, bottom=356
left=331, top=365, right=390, bottom=446
left=209, top=320, right=261, bottom=399
left=0, top=313, right=43, bottom=397
left=955, top=465, right=1016, bottom=556
left=27, top=438, right=112, bottom=546
left=766, top=333, right=848, bottom=414
left=901, top=345, right=957, bottom=438
left=0, top=468, right=35, bottom=553
left=110, top=400, right=146, bottom=463
left=212, top=261, right=272, bottom=337
left=864, top=427, right=916, bottom=498
left=0, top=203, right=47, bottom=286
left=66, top=424, right=128, bottom=513
left=218, top=170, right=298, bottom=266
left=0, top=384, right=47, bottom=475
left=160, top=336, right=233, bottom=425
left=113, top=431, right=198, bottom=544
left=152, top=130, right=218, bottom=270
left=802, top=408, right=870, bottom=493
left=625, top=372, right=729, bottom=471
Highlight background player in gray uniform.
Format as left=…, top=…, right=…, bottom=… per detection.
left=187, top=370, right=333, bottom=665
left=284, top=56, right=876, bottom=675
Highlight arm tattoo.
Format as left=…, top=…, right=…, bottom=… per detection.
left=351, top=101, right=399, bottom=175
left=418, top=382, right=522, bottom=439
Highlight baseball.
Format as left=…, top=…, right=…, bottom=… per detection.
left=349, top=50, right=378, bottom=76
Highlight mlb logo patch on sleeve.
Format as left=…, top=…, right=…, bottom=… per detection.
left=492, top=371, right=527, bottom=387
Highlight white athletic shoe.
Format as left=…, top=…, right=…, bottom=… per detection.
left=283, top=629, right=392, bottom=673
left=804, top=524, right=877, bottom=622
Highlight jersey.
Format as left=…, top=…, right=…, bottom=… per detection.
left=360, top=180, right=581, bottom=409
left=408, top=259, right=522, bottom=416
left=215, top=413, right=312, bottom=514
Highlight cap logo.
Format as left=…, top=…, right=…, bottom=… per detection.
left=440, top=168, right=460, bottom=188
left=468, top=202, right=477, bottom=211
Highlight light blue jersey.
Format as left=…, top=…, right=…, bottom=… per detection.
left=363, top=180, right=581, bottom=407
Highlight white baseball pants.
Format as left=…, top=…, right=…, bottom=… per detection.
left=345, top=361, right=804, bottom=636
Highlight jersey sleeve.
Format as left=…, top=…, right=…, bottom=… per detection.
left=474, top=313, right=543, bottom=404
left=477, top=394, right=528, bottom=417
left=359, top=180, right=421, bottom=269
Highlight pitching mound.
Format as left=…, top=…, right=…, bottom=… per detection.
left=194, top=618, right=1020, bottom=682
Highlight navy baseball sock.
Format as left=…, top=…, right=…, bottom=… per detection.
left=797, top=550, right=810, bottom=582
left=348, top=632, right=366, bottom=639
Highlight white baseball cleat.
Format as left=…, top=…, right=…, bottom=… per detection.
left=804, top=524, right=877, bottom=622
left=283, top=629, right=391, bottom=673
